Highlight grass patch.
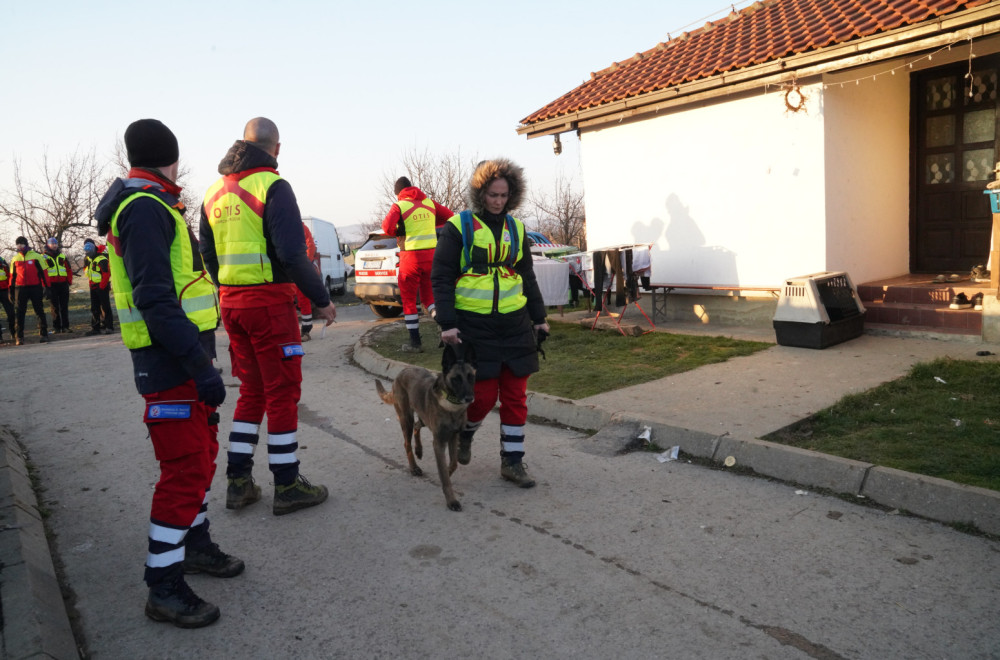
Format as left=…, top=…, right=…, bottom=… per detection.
left=366, top=319, right=771, bottom=399
left=763, top=357, right=1000, bottom=492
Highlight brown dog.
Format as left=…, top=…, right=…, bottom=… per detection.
left=376, top=343, right=477, bottom=511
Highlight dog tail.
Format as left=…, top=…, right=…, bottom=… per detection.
left=375, top=379, right=394, bottom=405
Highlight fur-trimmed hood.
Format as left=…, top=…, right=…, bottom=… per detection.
left=467, top=159, right=525, bottom=215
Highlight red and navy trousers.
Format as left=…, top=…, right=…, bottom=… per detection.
left=464, top=365, right=529, bottom=461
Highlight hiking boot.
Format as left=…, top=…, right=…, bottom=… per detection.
left=457, top=432, right=474, bottom=465
left=85, top=329, right=102, bottom=336
left=39, top=335, right=48, bottom=343
left=183, top=543, right=245, bottom=578
left=949, top=292, right=972, bottom=309
left=226, top=476, right=261, bottom=510
left=400, top=342, right=424, bottom=353
left=145, top=576, right=220, bottom=628
left=500, top=457, right=536, bottom=489
left=273, top=475, right=328, bottom=516
left=301, top=331, right=311, bottom=342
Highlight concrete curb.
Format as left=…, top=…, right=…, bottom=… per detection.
left=353, top=339, right=1000, bottom=536
left=0, top=429, right=78, bottom=660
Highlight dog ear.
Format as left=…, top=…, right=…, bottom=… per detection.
left=442, top=343, right=456, bottom=372
left=462, top=341, right=476, bottom=367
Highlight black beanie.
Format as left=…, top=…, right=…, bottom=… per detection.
left=124, top=119, right=179, bottom=168
left=394, top=176, right=412, bottom=195
left=15, top=236, right=27, bottom=246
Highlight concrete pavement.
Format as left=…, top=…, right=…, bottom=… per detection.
left=2, top=308, right=999, bottom=659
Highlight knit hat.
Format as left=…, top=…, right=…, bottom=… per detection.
left=124, top=119, right=179, bottom=168
left=47, top=237, right=59, bottom=249
left=394, top=176, right=412, bottom=195
left=15, top=236, right=27, bottom=246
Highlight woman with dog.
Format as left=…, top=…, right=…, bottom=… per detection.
left=431, top=158, right=550, bottom=488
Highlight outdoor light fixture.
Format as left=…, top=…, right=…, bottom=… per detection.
left=552, top=134, right=562, bottom=155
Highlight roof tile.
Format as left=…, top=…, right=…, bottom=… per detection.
left=521, top=0, right=983, bottom=125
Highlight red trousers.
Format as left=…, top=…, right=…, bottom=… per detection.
left=142, top=381, right=218, bottom=527
left=467, top=365, right=528, bottom=426
left=398, top=249, right=435, bottom=316
left=222, top=302, right=302, bottom=434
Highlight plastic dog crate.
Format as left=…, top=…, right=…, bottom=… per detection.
left=772, top=271, right=866, bottom=349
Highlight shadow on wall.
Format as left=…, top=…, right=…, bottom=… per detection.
left=631, top=193, right=738, bottom=284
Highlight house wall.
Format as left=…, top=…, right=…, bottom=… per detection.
left=579, top=86, right=828, bottom=287
left=823, top=63, right=914, bottom=283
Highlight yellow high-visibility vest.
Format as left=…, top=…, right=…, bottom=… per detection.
left=108, top=192, right=219, bottom=349
left=45, top=253, right=69, bottom=279
left=202, top=170, right=281, bottom=285
left=448, top=212, right=526, bottom=314
left=396, top=199, right=437, bottom=251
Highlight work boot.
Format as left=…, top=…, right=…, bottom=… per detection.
left=301, top=331, right=311, bottom=342
left=457, top=431, right=474, bottom=465
left=273, top=475, right=328, bottom=516
left=226, top=476, right=261, bottom=510
left=85, top=328, right=101, bottom=336
left=400, top=342, right=423, bottom=353
left=145, top=575, right=220, bottom=628
left=500, top=457, right=536, bottom=489
left=39, top=335, right=48, bottom=343
left=183, top=543, right=245, bottom=578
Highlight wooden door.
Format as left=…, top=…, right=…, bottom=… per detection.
left=912, top=56, right=999, bottom=273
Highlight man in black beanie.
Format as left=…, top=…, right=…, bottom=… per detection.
left=8, top=235, right=50, bottom=345
left=381, top=176, right=453, bottom=352
left=94, top=118, right=241, bottom=629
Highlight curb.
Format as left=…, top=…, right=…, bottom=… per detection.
left=353, top=339, right=1000, bottom=536
left=0, top=428, right=79, bottom=660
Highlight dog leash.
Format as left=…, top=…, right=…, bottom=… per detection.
left=536, top=328, right=549, bottom=360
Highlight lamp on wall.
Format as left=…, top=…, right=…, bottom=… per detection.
left=552, top=134, right=562, bottom=155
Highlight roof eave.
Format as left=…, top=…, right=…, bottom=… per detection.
left=518, top=2, right=1000, bottom=139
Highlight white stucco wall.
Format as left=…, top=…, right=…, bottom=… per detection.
left=823, top=65, right=911, bottom=283
left=579, top=85, right=828, bottom=287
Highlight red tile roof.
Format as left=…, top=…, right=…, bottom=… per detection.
left=520, top=0, right=988, bottom=126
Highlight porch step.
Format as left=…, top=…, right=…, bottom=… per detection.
left=857, top=281, right=983, bottom=337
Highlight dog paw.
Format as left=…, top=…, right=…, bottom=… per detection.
left=447, top=500, right=462, bottom=512
left=411, top=466, right=423, bottom=477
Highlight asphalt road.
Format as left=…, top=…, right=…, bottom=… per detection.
left=2, top=301, right=999, bottom=659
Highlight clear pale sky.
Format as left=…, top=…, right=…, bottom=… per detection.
left=1, top=0, right=742, bottom=243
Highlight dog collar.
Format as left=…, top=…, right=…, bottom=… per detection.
left=445, top=391, right=464, bottom=405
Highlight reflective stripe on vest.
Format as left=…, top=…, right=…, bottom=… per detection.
left=86, top=255, right=108, bottom=284
left=108, top=192, right=220, bottom=349
left=448, top=213, right=526, bottom=314
left=203, top=170, right=281, bottom=285
left=397, top=200, right=437, bottom=251
left=45, top=253, right=69, bottom=279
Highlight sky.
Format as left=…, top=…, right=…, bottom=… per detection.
left=1, top=0, right=743, bottom=244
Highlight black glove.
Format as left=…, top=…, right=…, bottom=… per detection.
left=193, top=363, right=226, bottom=408
left=535, top=328, right=549, bottom=360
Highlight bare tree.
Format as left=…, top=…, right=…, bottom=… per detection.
left=528, top=174, right=586, bottom=250
left=365, top=147, right=478, bottom=236
left=0, top=149, right=107, bottom=252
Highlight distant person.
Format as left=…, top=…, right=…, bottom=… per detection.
left=43, top=237, right=73, bottom=333
left=431, top=159, right=549, bottom=487
left=94, top=118, right=241, bottom=629
left=382, top=176, right=453, bottom=352
left=295, top=221, right=318, bottom=341
left=200, top=116, right=336, bottom=515
left=0, top=255, right=15, bottom=343
left=9, top=235, right=50, bottom=346
left=83, top=238, right=114, bottom=335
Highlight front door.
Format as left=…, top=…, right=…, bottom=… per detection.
left=912, top=56, right=999, bottom=273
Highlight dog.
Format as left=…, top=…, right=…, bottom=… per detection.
left=376, top=342, right=477, bottom=511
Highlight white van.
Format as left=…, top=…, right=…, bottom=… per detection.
left=302, top=216, right=348, bottom=296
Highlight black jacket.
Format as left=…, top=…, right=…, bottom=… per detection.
left=95, top=174, right=216, bottom=395
left=431, top=213, right=546, bottom=380
left=198, top=141, right=330, bottom=308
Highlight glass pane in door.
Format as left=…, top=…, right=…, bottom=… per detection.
left=927, top=116, right=955, bottom=147
left=963, top=109, right=995, bottom=143
left=962, top=148, right=994, bottom=182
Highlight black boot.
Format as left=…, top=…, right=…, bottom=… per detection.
left=145, top=575, right=220, bottom=628
left=183, top=543, right=245, bottom=578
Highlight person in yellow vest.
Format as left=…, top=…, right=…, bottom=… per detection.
left=83, top=238, right=114, bottom=335
left=43, top=237, right=73, bottom=333
left=430, top=159, right=550, bottom=487
left=381, top=176, right=453, bottom=352
left=199, top=117, right=336, bottom=516
left=94, top=118, right=241, bottom=629
left=9, top=235, right=50, bottom=346
left=0, top=256, right=14, bottom=343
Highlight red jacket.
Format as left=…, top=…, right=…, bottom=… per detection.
left=381, top=187, right=453, bottom=242
left=10, top=250, right=49, bottom=287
